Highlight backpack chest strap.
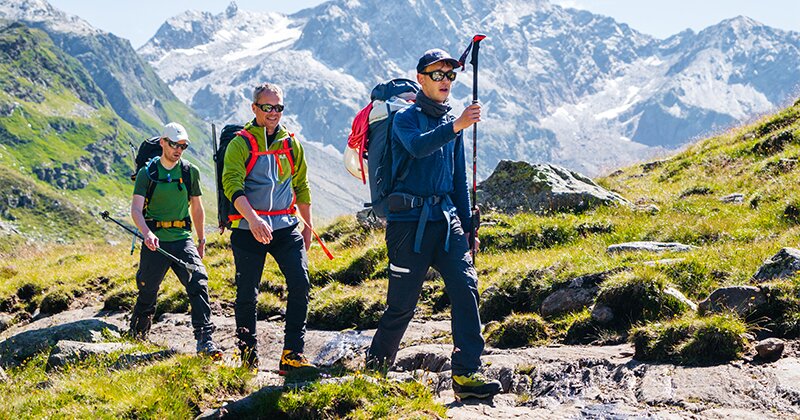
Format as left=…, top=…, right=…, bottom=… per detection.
left=238, top=130, right=295, bottom=176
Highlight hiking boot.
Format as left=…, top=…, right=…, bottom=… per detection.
left=452, top=371, right=502, bottom=400
left=128, top=314, right=152, bottom=341
left=279, top=350, right=317, bottom=376
left=196, top=335, right=223, bottom=359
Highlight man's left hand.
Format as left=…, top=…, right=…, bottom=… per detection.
left=467, top=233, right=480, bottom=254
left=301, top=228, right=312, bottom=251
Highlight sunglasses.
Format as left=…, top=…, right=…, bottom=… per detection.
left=166, top=139, right=189, bottom=150
left=255, top=103, right=285, bottom=113
left=420, top=70, right=457, bottom=82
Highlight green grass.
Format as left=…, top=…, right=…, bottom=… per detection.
left=0, top=349, right=250, bottom=419
left=631, top=313, right=750, bottom=366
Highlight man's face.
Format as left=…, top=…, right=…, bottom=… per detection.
left=251, top=90, right=283, bottom=133
left=417, top=62, right=455, bottom=104
left=160, top=137, right=188, bottom=164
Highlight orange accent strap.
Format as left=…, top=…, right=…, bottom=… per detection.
left=294, top=209, right=334, bottom=260
left=238, top=129, right=295, bottom=176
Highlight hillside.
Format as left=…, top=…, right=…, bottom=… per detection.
left=0, top=18, right=218, bottom=247
left=1, top=93, right=799, bottom=416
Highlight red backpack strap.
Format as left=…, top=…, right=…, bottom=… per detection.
left=237, top=129, right=259, bottom=176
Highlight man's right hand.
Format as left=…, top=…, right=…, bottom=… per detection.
left=144, top=231, right=159, bottom=251
left=249, top=217, right=273, bottom=244
left=453, top=101, right=481, bottom=133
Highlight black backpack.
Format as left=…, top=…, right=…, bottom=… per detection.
left=130, top=136, right=192, bottom=214
left=214, top=124, right=244, bottom=230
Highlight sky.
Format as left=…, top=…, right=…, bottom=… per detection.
left=47, top=0, right=800, bottom=49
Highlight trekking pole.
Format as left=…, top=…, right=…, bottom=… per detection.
left=100, top=211, right=199, bottom=273
left=459, top=34, right=487, bottom=262
left=127, top=141, right=140, bottom=255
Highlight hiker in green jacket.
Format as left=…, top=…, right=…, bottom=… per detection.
left=130, top=122, right=222, bottom=358
left=222, top=83, right=317, bottom=374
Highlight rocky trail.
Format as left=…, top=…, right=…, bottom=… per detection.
left=2, top=306, right=800, bottom=419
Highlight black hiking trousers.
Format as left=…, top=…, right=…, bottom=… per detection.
left=368, top=217, right=484, bottom=376
left=231, top=225, right=310, bottom=353
left=132, top=238, right=214, bottom=339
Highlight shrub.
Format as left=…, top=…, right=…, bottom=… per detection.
left=678, top=186, right=713, bottom=199
left=595, top=267, right=689, bottom=329
left=16, top=282, right=43, bottom=302
left=660, top=260, right=716, bottom=301
left=256, top=292, right=284, bottom=320
left=308, top=283, right=385, bottom=330
left=479, top=268, right=555, bottom=322
left=337, top=246, right=387, bottom=285
left=485, top=313, right=551, bottom=348
left=103, top=288, right=138, bottom=311
left=155, top=290, right=189, bottom=319
left=39, top=289, right=71, bottom=314
left=631, top=313, right=749, bottom=365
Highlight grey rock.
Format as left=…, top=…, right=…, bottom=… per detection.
left=0, top=313, right=12, bottom=333
left=46, top=340, right=135, bottom=371
left=634, top=204, right=660, bottom=214
left=196, top=385, right=284, bottom=420
left=720, top=193, right=744, bottom=204
left=0, top=319, right=120, bottom=367
left=591, top=305, right=614, bottom=324
left=752, top=248, right=800, bottom=283
left=607, top=241, right=697, bottom=253
left=755, top=338, right=784, bottom=361
left=394, top=344, right=451, bottom=373
left=478, top=161, right=629, bottom=215
left=111, top=349, right=177, bottom=370
left=698, top=286, right=767, bottom=316
left=664, top=287, right=698, bottom=312
left=541, top=270, right=621, bottom=317
left=541, top=287, right=599, bottom=318
left=312, top=330, right=371, bottom=368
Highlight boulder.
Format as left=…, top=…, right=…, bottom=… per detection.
left=752, top=248, right=800, bottom=283
left=540, top=270, right=620, bottom=317
left=312, top=330, right=372, bottom=368
left=394, top=344, right=451, bottom=373
left=755, top=338, right=784, bottom=361
left=698, top=286, right=767, bottom=317
left=591, top=305, right=614, bottom=324
left=477, top=161, right=628, bottom=215
left=0, top=319, right=119, bottom=367
left=46, top=340, right=135, bottom=371
left=607, top=241, right=697, bottom=254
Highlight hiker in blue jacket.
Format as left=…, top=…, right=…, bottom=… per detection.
left=366, top=49, right=502, bottom=400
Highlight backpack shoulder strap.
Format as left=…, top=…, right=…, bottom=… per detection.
left=143, top=157, right=160, bottom=214
left=237, top=129, right=259, bottom=176
left=180, top=160, right=192, bottom=201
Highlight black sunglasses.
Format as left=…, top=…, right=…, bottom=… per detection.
left=255, top=103, right=285, bottom=113
left=166, top=139, right=188, bottom=150
left=420, top=70, right=457, bottom=82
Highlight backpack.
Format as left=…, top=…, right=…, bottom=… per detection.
left=214, top=124, right=296, bottom=230
left=344, top=78, right=421, bottom=217
left=130, top=136, right=192, bottom=217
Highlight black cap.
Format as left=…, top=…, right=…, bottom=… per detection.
left=416, top=48, right=461, bottom=73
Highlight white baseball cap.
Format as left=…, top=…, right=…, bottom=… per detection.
left=161, top=122, right=189, bottom=143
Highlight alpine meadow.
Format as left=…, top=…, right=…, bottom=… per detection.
left=1, top=0, right=800, bottom=419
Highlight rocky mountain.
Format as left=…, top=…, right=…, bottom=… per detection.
left=141, top=0, right=800, bottom=177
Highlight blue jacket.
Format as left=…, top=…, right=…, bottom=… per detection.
left=388, top=105, right=472, bottom=235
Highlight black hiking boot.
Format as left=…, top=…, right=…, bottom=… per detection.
left=128, top=314, right=152, bottom=341
left=452, top=371, right=502, bottom=400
